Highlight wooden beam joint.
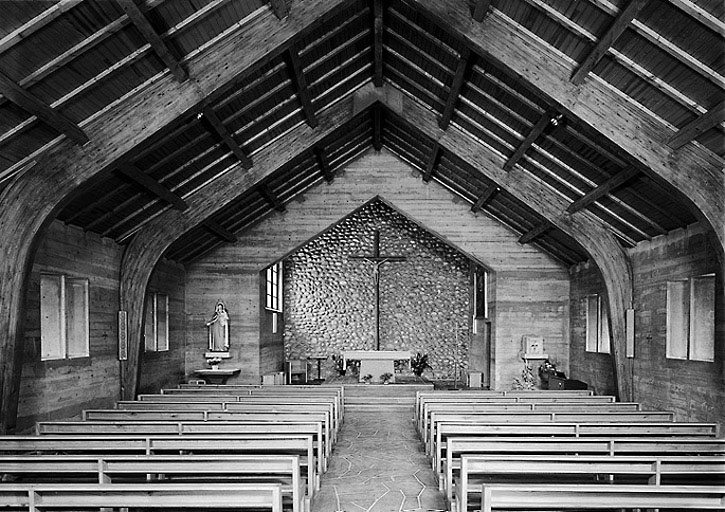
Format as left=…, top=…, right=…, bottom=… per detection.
left=269, top=0, right=289, bottom=19
left=423, top=142, right=441, bottom=182
left=440, top=47, right=472, bottom=130
left=504, top=109, right=562, bottom=171
left=667, top=98, right=725, bottom=150
left=567, top=167, right=640, bottom=214
left=118, top=164, right=187, bottom=211
left=260, top=185, right=285, bottom=212
left=518, top=221, right=551, bottom=244
left=314, top=147, right=334, bottom=182
left=472, top=0, right=492, bottom=22
left=201, top=107, right=253, bottom=169
left=203, top=219, right=237, bottom=243
left=287, top=46, right=318, bottom=128
left=471, top=184, right=499, bottom=212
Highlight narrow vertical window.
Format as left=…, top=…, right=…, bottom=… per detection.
left=265, top=261, right=283, bottom=312
left=40, top=274, right=89, bottom=361
left=144, top=293, right=169, bottom=352
left=584, top=294, right=611, bottom=354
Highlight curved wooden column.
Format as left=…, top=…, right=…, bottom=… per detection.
left=385, top=87, right=634, bottom=401
left=413, top=0, right=724, bottom=269
left=0, top=0, right=346, bottom=432
left=119, top=86, right=378, bottom=400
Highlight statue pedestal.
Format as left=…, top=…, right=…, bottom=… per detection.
left=194, top=368, right=240, bottom=384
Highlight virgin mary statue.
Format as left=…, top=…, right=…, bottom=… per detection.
left=206, top=300, right=230, bottom=351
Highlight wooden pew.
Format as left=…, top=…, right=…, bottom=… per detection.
left=81, top=409, right=335, bottom=457
left=442, top=436, right=725, bottom=496
left=0, top=454, right=306, bottom=512
left=415, top=394, right=617, bottom=425
left=138, top=393, right=343, bottom=425
left=434, top=422, right=720, bottom=477
left=475, top=484, right=725, bottom=511
left=456, top=454, right=725, bottom=512
left=419, top=401, right=644, bottom=439
left=115, top=400, right=340, bottom=437
left=171, top=384, right=344, bottom=407
left=0, top=483, right=285, bottom=511
left=2, top=433, right=320, bottom=492
left=426, top=410, right=677, bottom=456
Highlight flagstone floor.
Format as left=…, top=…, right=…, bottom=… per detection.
left=311, top=406, right=447, bottom=512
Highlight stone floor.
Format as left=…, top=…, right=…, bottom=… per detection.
left=311, top=406, right=447, bottom=512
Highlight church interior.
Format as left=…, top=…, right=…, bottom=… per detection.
left=0, top=0, right=723, bottom=510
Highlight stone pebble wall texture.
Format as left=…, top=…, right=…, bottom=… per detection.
left=283, top=200, right=471, bottom=379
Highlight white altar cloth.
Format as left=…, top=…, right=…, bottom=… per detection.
left=343, top=350, right=412, bottom=383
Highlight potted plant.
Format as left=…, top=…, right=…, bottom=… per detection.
left=380, top=372, right=393, bottom=384
left=410, top=352, right=432, bottom=377
left=361, top=374, right=373, bottom=384
left=206, top=356, right=222, bottom=370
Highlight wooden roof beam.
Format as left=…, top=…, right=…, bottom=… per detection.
left=373, top=102, right=383, bottom=150
left=118, top=164, right=187, bottom=211
left=570, top=0, right=647, bottom=85
left=518, top=221, right=551, bottom=244
left=472, top=0, right=492, bottom=22
left=260, top=185, right=286, bottom=212
left=667, top=99, right=725, bottom=150
left=314, top=147, right=334, bottom=182
left=201, top=107, right=252, bottom=169
left=503, top=110, right=561, bottom=171
left=269, top=0, right=289, bottom=19
left=471, top=184, right=498, bottom=213
left=0, top=0, right=83, bottom=55
left=373, top=0, right=384, bottom=87
left=439, top=47, right=471, bottom=130
left=287, top=47, right=318, bottom=128
left=567, top=168, right=640, bottom=214
left=203, top=219, right=237, bottom=243
left=116, top=0, right=187, bottom=83
left=423, top=142, right=441, bottom=182
left=0, top=70, right=88, bottom=145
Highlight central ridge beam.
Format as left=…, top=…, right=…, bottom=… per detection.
left=373, top=0, right=384, bottom=87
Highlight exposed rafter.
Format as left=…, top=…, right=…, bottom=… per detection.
left=116, top=0, right=187, bottom=83
left=570, top=0, right=647, bottom=85
left=373, top=0, right=384, bottom=87
left=667, top=99, right=725, bottom=150
left=519, top=221, right=551, bottom=244
left=287, top=46, right=318, bottom=127
left=471, top=184, right=498, bottom=213
left=260, top=185, right=286, bottom=212
left=472, top=0, right=492, bottom=22
left=439, top=47, right=471, bottom=129
left=118, top=164, right=187, bottom=211
left=314, top=147, right=334, bottom=182
left=503, top=110, right=561, bottom=171
left=269, top=0, right=289, bottom=19
left=567, top=168, right=640, bottom=214
left=423, top=142, right=441, bottom=182
left=0, top=70, right=88, bottom=145
left=203, top=219, right=237, bottom=243
left=201, top=107, right=253, bottom=169
left=373, top=102, right=383, bottom=150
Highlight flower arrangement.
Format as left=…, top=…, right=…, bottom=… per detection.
left=361, top=374, right=374, bottom=384
left=206, top=356, right=222, bottom=369
left=410, top=352, right=432, bottom=377
left=513, top=363, right=536, bottom=390
left=538, top=359, right=560, bottom=384
left=380, top=372, right=393, bottom=384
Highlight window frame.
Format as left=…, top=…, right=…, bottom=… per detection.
left=666, top=274, right=715, bottom=362
left=144, top=292, right=169, bottom=353
left=265, top=261, right=283, bottom=313
left=584, top=294, right=610, bottom=354
left=40, top=273, right=90, bottom=361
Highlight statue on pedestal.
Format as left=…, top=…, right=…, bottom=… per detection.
left=206, top=300, right=230, bottom=352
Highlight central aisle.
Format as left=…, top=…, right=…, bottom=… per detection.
left=311, top=390, right=447, bottom=512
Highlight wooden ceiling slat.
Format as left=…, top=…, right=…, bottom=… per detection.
left=472, top=1, right=492, bottom=22
left=373, top=0, right=384, bottom=87
left=471, top=184, right=499, bottom=213
left=667, top=98, right=725, bottom=149
left=570, top=0, right=647, bottom=85
left=201, top=106, right=253, bottom=168
left=566, top=167, right=640, bottom=214
left=422, top=141, right=441, bottom=182
left=117, top=0, right=187, bottom=83
left=202, top=218, right=238, bottom=242
left=287, top=46, right=318, bottom=127
left=0, top=0, right=84, bottom=56
left=439, top=47, right=471, bottom=129
left=0, top=70, right=88, bottom=144
left=269, top=0, right=289, bottom=19
left=667, top=0, right=725, bottom=36
left=518, top=221, right=551, bottom=244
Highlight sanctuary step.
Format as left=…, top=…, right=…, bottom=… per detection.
left=342, top=383, right=434, bottom=410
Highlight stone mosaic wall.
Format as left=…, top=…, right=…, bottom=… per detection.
left=283, top=200, right=471, bottom=379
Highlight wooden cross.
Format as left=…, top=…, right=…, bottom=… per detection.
left=350, top=230, right=406, bottom=350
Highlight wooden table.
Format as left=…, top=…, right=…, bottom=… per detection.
left=343, top=350, right=411, bottom=383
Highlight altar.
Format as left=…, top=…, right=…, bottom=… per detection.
left=343, top=350, right=411, bottom=383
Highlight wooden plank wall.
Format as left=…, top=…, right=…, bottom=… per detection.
left=184, top=149, right=570, bottom=387
left=17, top=222, right=187, bottom=431
left=138, top=259, right=186, bottom=393
left=570, top=223, right=724, bottom=424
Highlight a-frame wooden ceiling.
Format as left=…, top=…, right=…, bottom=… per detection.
left=0, top=0, right=722, bottom=267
